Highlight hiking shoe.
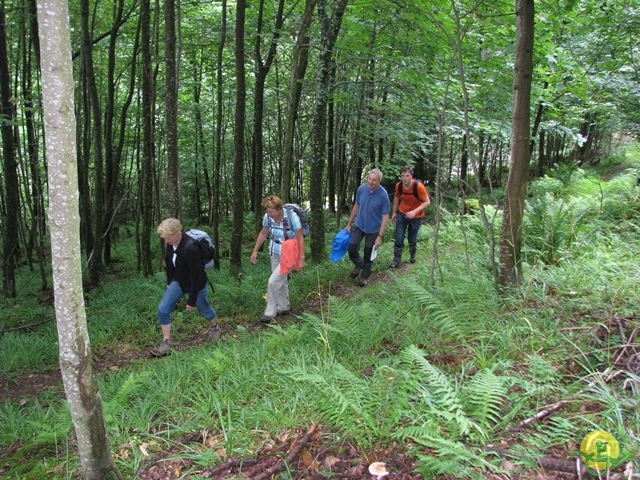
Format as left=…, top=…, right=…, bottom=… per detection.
left=150, top=339, right=173, bottom=357
left=410, top=255, right=417, bottom=264
left=389, top=261, right=400, bottom=268
left=276, top=310, right=290, bottom=317
left=358, top=278, right=368, bottom=287
left=350, top=264, right=362, bottom=278
left=260, top=315, right=275, bottom=324
left=207, top=325, right=222, bottom=343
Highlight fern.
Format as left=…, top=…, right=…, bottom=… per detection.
left=464, top=370, right=508, bottom=436
left=401, top=346, right=474, bottom=437
left=285, top=357, right=381, bottom=442
left=393, top=425, right=498, bottom=478
left=401, top=282, right=464, bottom=338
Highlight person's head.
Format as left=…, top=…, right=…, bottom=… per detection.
left=400, top=165, right=414, bottom=185
left=261, top=195, right=284, bottom=218
left=367, top=168, right=383, bottom=191
left=158, top=218, right=183, bottom=247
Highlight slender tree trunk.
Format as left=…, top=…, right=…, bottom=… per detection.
left=309, top=0, right=348, bottom=260
left=280, top=0, right=315, bottom=202
left=252, top=0, right=285, bottom=232
left=213, top=0, right=226, bottom=246
left=230, top=0, right=246, bottom=268
left=36, top=0, right=119, bottom=477
left=103, top=0, right=125, bottom=266
left=140, top=0, right=154, bottom=276
left=80, top=0, right=106, bottom=287
left=498, top=0, right=534, bottom=287
left=165, top=0, right=180, bottom=217
left=0, top=0, right=19, bottom=298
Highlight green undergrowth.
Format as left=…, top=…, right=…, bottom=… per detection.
left=2, top=149, right=640, bottom=478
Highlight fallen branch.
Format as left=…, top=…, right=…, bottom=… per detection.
left=507, top=367, right=625, bottom=432
left=252, top=423, right=318, bottom=480
left=538, top=456, right=587, bottom=476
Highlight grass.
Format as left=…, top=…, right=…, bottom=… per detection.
left=1, top=148, right=640, bottom=478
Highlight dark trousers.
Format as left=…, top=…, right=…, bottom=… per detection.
left=393, top=212, right=422, bottom=262
left=348, top=226, right=378, bottom=280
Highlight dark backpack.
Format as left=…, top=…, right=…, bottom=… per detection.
left=396, top=179, right=428, bottom=201
left=283, top=203, right=310, bottom=237
left=185, top=229, right=219, bottom=270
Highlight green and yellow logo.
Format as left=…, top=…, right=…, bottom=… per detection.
left=570, top=430, right=634, bottom=475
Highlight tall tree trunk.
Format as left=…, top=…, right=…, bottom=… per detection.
left=140, top=0, right=154, bottom=276
left=280, top=0, right=315, bottom=202
left=0, top=0, right=19, bottom=298
left=165, top=0, right=180, bottom=217
left=252, top=0, right=285, bottom=233
left=230, top=0, right=246, bottom=268
left=103, top=0, right=126, bottom=266
left=77, top=63, right=94, bottom=258
left=23, top=12, right=49, bottom=291
left=36, top=0, right=119, bottom=477
left=80, top=0, right=105, bottom=287
left=327, top=60, right=336, bottom=213
left=498, top=0, right=534, bottom=287
left=309, top=0, right=348, bottom=260
left=213, top=0, right=226, bottom=246
left=25, top=0, right=48, bottom=291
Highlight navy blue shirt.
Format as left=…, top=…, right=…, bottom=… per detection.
left=354, top=184, right=390, bottom=233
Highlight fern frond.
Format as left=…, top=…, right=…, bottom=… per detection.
left=401, top=345, right=472, bottom=437
left=463, top=370, right=508, bottom=432
left=114, top=371, right=153, bottom=404
left=401, top=282, right=463, bottom=338
left=394, top=426, right=498, bottom=478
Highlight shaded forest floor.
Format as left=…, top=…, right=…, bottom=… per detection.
left=0, top=262, right=608, bottom=479
left=0, top=263, right=402, bottom=404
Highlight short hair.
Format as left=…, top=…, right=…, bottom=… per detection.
left=157, top=218, right=183, bottom=237
left=369, top=168, right=383, bottom=182
left=400, top=165, right=414, bottom=175
left=261, top=195, right=283, bottom=211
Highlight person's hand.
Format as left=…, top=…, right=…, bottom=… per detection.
left=391, top=213, right=397, bottom=224
left=186, top=304, right=195, bottom=312
left=345, top=224, right=352, bottom=233
left=406, top=210, right=416, bottom=219
left=250, top=252, right=258, bottom=264
left=295, top=257, right=305, bottom=271
left=375, top=235, right=383, bottom=248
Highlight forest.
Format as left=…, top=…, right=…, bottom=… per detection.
left=1, top=0, right=640, bottom=478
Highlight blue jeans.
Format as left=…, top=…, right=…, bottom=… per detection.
left=393, top=212, right=422, bottom=263
left=158, top=281, right=216, bottom=325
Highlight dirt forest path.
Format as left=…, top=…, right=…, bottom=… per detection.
left=0, top=265, right=406, bottom=404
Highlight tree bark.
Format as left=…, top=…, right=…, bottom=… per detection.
left=280, top=0, right=315, bottom=203
left=165, top=0, right=181, bottom=217
left=213, top=0, right=226, bottom=246
left=252, top=0, right=285, bottom=233
left=103, top=0, right=127, bottom=266
left=309, top=0, right=348, bottom=260
left=80, top=0, right=106, bottom=287
left=498, top=0, right=534, bottom=287
left=140, top=0, right=155, bottom=276
left=230, top=0, right=246, bottom=268
left=0, top=0, right=20, bottom=298
left=35, top=0, right=118, bottom=476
